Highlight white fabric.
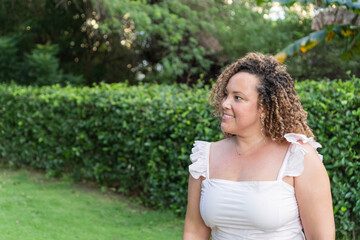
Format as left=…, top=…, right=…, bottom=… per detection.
left=188, top=133, right=323, bottom=240
left=189, top=140, right=210, bottom=179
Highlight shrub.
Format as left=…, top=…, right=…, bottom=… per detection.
left=0, top=78, right=358, bottom=238
left=0, top=35, right=24, bottom=83
left=24, top=44, right=63, bottom=85
left=295, top=76, right=360, bottom=238
left=0, top=37, right=83, bottom=86
left=24, top=43, right=84, bottom=86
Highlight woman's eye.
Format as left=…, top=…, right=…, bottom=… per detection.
left=235, top=96, right=243, bottom=100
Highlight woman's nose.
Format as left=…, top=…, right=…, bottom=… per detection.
left=222, top=97, right=231, bottom=110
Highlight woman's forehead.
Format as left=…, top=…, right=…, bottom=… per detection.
left=226, top=72, right=260, bottom=94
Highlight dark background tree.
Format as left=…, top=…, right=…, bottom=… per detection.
left=0, top=0, right=359, bottom=86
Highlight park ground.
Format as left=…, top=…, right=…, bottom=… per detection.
left=0, top=168, right=184, bottom=240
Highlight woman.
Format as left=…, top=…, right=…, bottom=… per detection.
left=183, top=53, right=335, bottom=240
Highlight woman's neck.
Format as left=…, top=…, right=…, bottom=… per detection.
left=233, top=134, right=269, bottom=156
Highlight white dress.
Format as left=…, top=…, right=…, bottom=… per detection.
left=189, top=133, right=323, bottom=240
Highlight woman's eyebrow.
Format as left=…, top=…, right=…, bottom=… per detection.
left=229, top=90, right=247, bottom=96
left=233, top=91, right=245, bottom=95
left=225, top=88, right=246, bottom=96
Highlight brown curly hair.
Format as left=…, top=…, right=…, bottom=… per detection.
left=210, top=52, right=314, bottom=143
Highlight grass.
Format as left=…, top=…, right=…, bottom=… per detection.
left=0, top=169, right=184, bottom=240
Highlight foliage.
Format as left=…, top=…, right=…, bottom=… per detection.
left=258, top=0, right=360, bottom=62
left=296, top=76, right=360, bottom=238
left=24, top=43, right=84, bottom=86
left=25, top=44, right=62, bottom=86
left=286, top=38, right=360, bottom=80
left=213, top=1, right=313, bottom=60
left=274, top=24, right=360, bottom=62
left=0, top=0, right=107, bottom=85
left=25, top=44, right=61, bottom=85
left=0, top=81, right=219, bottom=212
left=100, top=0, right=217, bottom=84
left=0, top=35, right=23, bottom=83
left=2, top=0, right=352, bottom=84
left=0, top=0, right=219, bottom=85
left=0, top=78, right=359, bottom=238
left=0, top=38, right=83, bottom=86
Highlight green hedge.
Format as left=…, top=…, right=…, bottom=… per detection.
left=0, top=78, right=359, bottom=238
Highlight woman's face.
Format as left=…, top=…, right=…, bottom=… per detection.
left=221, top=72, right=262, bottom=136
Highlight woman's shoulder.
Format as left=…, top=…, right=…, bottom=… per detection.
left=211, top=137, right=232, bottom=149
left=189, top=140, right=212, bottom=179
left=280, top=133, right=323, bottom=179
left=191, top=140, right=212, bottom=153
left=190, top=138, right=231, bottom=162
left=284, top=133, right=323, bottom=161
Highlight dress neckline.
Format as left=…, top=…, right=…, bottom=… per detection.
left=202, top=177, right=295, bottom=191
left=205, top=141, right=292, bottom=184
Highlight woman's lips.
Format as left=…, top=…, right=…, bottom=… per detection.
left=222, top=114, right=234, bottom=120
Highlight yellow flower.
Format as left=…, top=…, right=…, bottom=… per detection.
left=274, top=52, right=287, bottom=63
left=300, top=41, right=318, bottom=53
left=325, top=32, right=335, bottom=41
left=341, top=29, right=354, bottom=37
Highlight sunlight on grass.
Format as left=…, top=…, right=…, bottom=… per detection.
left=0, top=169, right=183, bottom=240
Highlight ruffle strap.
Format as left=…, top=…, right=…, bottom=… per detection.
left=281, top=133, right=323, bottom=178
left=189, top=141, right=209, bottom=179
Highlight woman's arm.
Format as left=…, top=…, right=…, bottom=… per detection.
left=295, top=143, right=335, bottom=240
left=183, top=175, right=211, bottom=240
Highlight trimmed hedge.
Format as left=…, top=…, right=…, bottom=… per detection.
left=0, top=78, right=359, bottom=238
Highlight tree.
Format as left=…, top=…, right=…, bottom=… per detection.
left=0, top=0, right=105, bottom=85
left=257, top=0, right=360, bottom=62
left=2, top=0, right=350, bottom=84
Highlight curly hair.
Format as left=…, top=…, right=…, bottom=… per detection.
left=210, top=52, right=314, bottom=142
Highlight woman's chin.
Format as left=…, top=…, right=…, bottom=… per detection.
left=221, top=124, right=235, bottom=135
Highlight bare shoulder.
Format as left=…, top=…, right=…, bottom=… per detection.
left=296, top=141, right=328, bottom=183
left=294, top=142, right=334, bottom=239
left=300, top=142, right=323, bottom=168
left=272, top=140, right=290, bottom=152
left=209, top=138, right=233, bottom=165
left=210, top=137, right=233, bottom=153
left=211, top=137, right=231, bottom=147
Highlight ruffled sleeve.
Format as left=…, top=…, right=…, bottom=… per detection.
left=282, top=133, right=323, bottom=178
left=189, top=141, right=210, bottom=179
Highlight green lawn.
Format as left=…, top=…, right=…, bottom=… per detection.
left=0, top=169, right=184, bottom=240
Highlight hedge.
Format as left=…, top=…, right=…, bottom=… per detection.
left=0, top=78, right=359, bottom=238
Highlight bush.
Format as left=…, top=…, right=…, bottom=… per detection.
left=0, top=78, right=359, bottom=238
left=0, top=37, right=83, bottom=86
left=295, top=76, right=360, bottom=238
left=0, top=82, right=221, bottom=210
left=0, top=35, right=24, bottom=83
left=24, top=44, right=83, bottom=86
left=24, top=44, right=63, bottom=85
